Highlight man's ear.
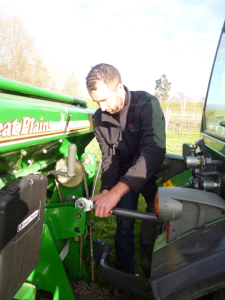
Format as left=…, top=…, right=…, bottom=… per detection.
left=117, top=83, right=125, bottom=98
left=117, top=83, right=124, bottom=90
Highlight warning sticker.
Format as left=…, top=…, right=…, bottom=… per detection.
left=163, top=179, right=174, bottom=187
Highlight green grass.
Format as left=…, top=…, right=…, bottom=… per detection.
left=85, top=123, right=200, bottom=299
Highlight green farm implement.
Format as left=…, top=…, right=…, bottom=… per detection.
left=1, top=20, right=225, bottom=300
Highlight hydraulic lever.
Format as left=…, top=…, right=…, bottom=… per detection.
left=75, top=156, right=162, bottom=223
left=75, top=197, right=162, bottom=223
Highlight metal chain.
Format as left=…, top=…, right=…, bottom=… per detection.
left=79, top=236, right=83, bottom=280
left=55, top=162, right=95, bottom=281
left=55, top=178, right=63, bottom=203
left=80, top=164, right=95, bottom=282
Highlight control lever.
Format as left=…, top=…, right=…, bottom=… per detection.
left=75, top=156, right=162, bottom=223
left=75, top=197, right=162, bottom=223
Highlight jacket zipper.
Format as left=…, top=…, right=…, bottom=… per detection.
left=119, top=116, right=122, bottom=141
left=112, top=118, right=122, bottom=155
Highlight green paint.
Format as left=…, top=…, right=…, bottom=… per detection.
left=0, top=77, right=87, bottom=106
left=0, top=78, right=97, bottom=299
left=13, top=283, right=36, bottom=300
left=156, top=169, right=192, bottom=188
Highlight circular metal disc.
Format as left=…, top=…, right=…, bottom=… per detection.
left=55, top=158, right=84, bottom=188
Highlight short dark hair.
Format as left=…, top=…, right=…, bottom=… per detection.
left=86, top=63, right=122, bottom=91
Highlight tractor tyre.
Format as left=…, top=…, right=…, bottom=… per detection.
left=71, top=280, right=112, bottom=300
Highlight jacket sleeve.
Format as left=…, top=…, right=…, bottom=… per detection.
left=93, top=116, right=121, bottom=191
left=120, top=96, right=166, bottom=194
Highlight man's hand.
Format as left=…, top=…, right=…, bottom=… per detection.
left=93, top=182, right=131, bottom=218
left=92, top=189, right=109, bottom=202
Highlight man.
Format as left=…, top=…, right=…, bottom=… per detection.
left=86, top=63, right=165, bottom=298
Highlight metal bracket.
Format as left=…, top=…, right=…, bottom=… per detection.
left=64, top=113, right=71, bottom=133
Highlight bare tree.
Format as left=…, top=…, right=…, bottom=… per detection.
left=171, top=92, right=188, bottom=120
left=0, top=13, right=9, bottom=75
left=0, top=15, right=50, bottom=87
left=47, top=64, right=84, bottom=98
left=62, top=72, right=83, bottom=98
left=0, top=14, right=83, bottom=97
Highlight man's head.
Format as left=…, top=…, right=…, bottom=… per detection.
left=86, top=63, right=125, bottom=114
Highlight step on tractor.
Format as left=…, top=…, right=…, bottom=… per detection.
left=0, top=20, right=225, bottom=300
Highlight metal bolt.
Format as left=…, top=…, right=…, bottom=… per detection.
left=21, top=150, right=27, bottom=156
left=43, top=149, right=47, bottom=154
left=28, top=160, right=32, bottom=164
left=86, top=170, right=93, bottom=174
left=59, top=139, right=63, bottom=143
left=13, top=170, right=17, bottom=173
left=74, top=237, right=80, bottom=242
left=76, top=213, right=82, bottom=219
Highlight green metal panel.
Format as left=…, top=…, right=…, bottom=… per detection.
left=13, top=283, right=36, bottom=300
left=156, top=169, right=192, bottom=188
left=44, top=206, right=86, bottom=239
left=201, top=133, right=225, bottom=163
left=0, top=78, right=96, bottom=300
left=0, top=76, right=87, bottom=106
left=27, top=224, right=76, bottom=300
left=25, top=204, right=91, bottom=299
left=0, top=90, right=95, bottom=188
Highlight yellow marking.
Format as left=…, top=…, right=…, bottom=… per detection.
left=163, top=179, right=174, bottom=187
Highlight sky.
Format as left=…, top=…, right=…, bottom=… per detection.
left=0, top=0, right=225, bottom=100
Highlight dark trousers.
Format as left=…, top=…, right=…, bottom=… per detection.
left=114, top=181, right=157, bottom=274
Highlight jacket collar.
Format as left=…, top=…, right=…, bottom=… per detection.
left=101, top=85, right=131, bottom=126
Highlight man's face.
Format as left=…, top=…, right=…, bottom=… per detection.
left=88, top=81, right=125, bottom=114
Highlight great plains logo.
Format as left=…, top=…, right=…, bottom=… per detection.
left=0, top=117, right=53, bottom=138
left=17, top=210, right=39, bottom=232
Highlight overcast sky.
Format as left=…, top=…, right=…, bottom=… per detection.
left=0, top=0, right=224, bottom=99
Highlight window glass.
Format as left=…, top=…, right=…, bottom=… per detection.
left=205, top=32, right=225, bottom=137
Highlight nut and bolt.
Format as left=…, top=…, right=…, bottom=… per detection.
left=21, top=150, right=27, bottom=156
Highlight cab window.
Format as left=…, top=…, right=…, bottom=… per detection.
left=205, top=31, right=225, bottom=138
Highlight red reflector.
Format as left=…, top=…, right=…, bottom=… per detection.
left=166, top=222, right=169, bottom=240
left=154, top=191, right=159, bottom=218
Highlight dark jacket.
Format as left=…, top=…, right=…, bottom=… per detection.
left=92, top=86, right=166, bottom=194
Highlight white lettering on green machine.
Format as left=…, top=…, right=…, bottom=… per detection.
left=0, top=117, right=53, bottom=137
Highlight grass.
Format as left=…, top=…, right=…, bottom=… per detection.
left=85, top=118, right=201, bottom=299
